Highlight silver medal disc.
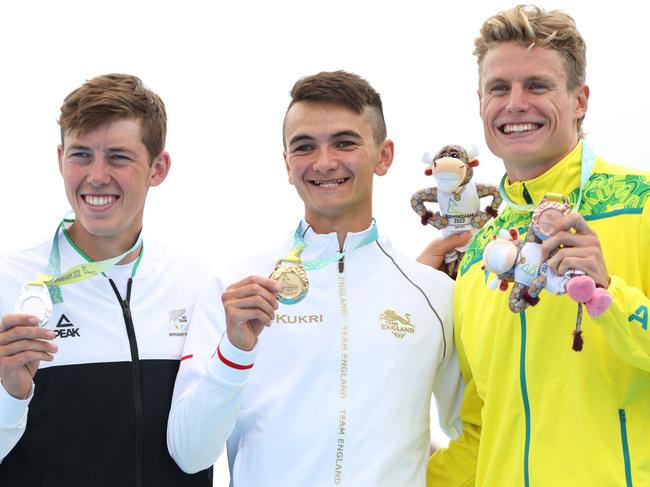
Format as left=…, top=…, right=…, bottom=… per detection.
left=14, top=284, right=53, bottom=326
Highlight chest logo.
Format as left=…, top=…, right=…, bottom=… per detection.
left=54, top=313, right=81, bottom=339
left=628, top=305, right=648, bottom=331
left=275, top=314, right=324, bottom=324
left=168, top=309, right=189, bottom=337
left=380, top=309, right=415, bottom=339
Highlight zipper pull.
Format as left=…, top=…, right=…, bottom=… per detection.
left=522, top=184, right=534, bottom=205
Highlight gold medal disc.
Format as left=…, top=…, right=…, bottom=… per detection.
left=270, top=263, right=309, bottom=305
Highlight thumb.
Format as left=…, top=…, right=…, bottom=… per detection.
left=417, top=231, right=472, bottom=269
left=438, top=231, right=472, bottom=254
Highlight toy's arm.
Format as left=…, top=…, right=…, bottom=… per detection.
left=411, top=188, right=448, bottom=229
left=476, top=183, right=502, bottom=219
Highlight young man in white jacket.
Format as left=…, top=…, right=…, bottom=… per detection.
left=168, top=70, right=463, bottom=486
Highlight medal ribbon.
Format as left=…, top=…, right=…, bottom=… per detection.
left=498, top=141, right=596, bottom=212
left=28, top=215, right=144, bottom=303
left=280, top=221, right=379, bottom=269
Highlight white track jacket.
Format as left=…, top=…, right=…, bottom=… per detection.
left=168, top=222, right=463, bottom=487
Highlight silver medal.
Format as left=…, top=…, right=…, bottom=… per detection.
left=14, top=284, right=53, bottom=326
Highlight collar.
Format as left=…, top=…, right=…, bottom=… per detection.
left=298, top=219, right=378, bottom=260
left=59, top=225, right=154, bottom=280
left=503, top=141, right=583, bottom=209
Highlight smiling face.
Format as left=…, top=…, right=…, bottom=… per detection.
left=283, top=101, right=393, bottom=234
left=58, top=118, right=170, bottom=259
left=479, top=42, right=589, bottom=181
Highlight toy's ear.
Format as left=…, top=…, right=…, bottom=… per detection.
left=469, top=159, right=479, bottom=167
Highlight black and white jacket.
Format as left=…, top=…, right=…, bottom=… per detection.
left=0, top=229, right=213, bottom=487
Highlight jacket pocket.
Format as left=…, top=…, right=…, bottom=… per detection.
left=618, top=409, right=634, bottom=487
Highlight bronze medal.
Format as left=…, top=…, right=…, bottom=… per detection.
left=531, top=195, right=570, bottom=240
left=270, top=261, right=309, bottom=305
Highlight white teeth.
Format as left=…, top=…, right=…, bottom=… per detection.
left=313, top=178, right=346, bottom=187
left=502, top=123, right=541, bottom=134
left=84, top=195, right=116, bottom=206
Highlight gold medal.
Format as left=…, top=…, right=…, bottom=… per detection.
left=270, top=261, right=309, bottom=305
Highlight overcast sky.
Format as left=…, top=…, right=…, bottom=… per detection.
left=1, top=1, right=648, bottom=483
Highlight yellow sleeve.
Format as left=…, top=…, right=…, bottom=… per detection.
left=427, top=279, right=480, bottom=487
left=593, top=200, right=650, bottom=371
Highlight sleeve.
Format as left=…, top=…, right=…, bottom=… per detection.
left=592, top=200, right=650, bottom=371
left=0, top=383, right=32, bottom=462
left=0, top=289, right=32, bottom=463
left=167, top=275, right=258, bottom=474
left=427, top=279, right=481, bottom=487
left=430, top=278, right=463, bottom=439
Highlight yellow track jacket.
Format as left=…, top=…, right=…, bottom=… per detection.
left=428, top=142, right=650, bottom=487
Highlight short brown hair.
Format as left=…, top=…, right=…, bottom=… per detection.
left=59, top=74, right=167, bottom=162
left=283, top=70, right=387, bottom=147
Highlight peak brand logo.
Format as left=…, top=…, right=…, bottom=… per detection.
left=54, top=313, right=81, bottom=338
left=380, top=309, right=415, bottom=339
left=168, top=309, right=189, bottom=337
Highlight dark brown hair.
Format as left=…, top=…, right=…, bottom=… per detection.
left=284, top=70, right=386, bottom=147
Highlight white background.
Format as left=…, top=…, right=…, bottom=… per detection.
left=1, top=1, right=648, bottom=484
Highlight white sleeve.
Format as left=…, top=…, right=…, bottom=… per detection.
left=431, top=282, right=464, bottom=439
left=0, top=287, right=33, bottom=462
left=432, top=342, right=464, bottom=439
left=0, top=382, right=32, bottom=462
left=167, top=275, right=258, bottom=474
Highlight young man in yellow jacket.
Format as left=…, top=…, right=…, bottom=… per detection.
left=427, top=5, right=650, bottom=486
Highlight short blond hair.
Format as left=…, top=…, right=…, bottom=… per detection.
left=475, top=5, right=587, bottom=135
left=475, top=4, right=586, bottom=89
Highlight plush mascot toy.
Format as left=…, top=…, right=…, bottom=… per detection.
left=411, top=144, right=502, bottom=278
left=483, top=194, right=612, bottom=351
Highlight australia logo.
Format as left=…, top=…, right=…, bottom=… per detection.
left=380, top=309, right=415, bottom=339
left=168, top=309, right=189, bottom=337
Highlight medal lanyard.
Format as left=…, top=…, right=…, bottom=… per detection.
left=498, top=141, right=596, bottom=212
left=28, top=215, right=144, bottom=303
left=280, top=221, right=379, bottom=269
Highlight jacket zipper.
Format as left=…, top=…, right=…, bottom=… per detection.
left=618, top=409, right=634, bottom=487
left=110, top=278, right=144, bottom=487
left=519, top=311, right=531, bottom=487
left=522, top=184, right=534, bottom=205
